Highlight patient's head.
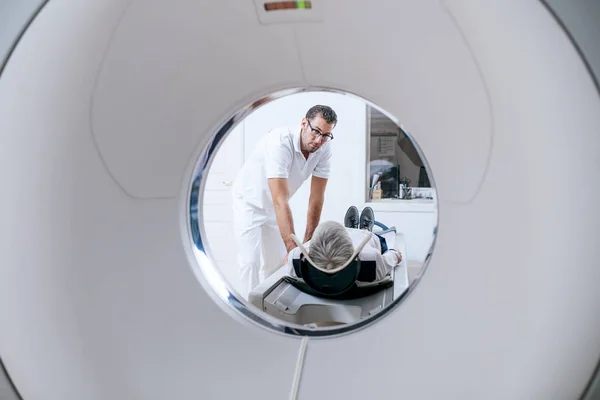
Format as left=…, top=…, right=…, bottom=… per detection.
left=309, top=221, right=354, bottom=271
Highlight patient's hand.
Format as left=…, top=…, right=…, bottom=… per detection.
left=392, top=249, right=403, bottom=263
left=281, top=254, right=288, bottom=266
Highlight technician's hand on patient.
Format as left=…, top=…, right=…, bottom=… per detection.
left=281, top=246, right=299, bottom=267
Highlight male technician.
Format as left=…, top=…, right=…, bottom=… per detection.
left=231, top=105, right=337, bottom=297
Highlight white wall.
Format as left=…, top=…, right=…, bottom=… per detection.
left=201, top=124, right=244, bottom=295
left=243, top=92, right=367, bottom=237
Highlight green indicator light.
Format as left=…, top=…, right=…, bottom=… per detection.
left=264, top=1, right=312, bottom=11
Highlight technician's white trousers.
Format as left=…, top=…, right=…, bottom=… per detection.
left=232, top=196, right=287, bottom=299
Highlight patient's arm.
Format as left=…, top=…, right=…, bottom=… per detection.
left=382, top=249, right=401, bottom=265
left=357, top=247, right=392, bottom=281
left=387, top=249, right=402, bottom=263
left=377, top=249, right=402, bottom=281
left=268, top=178, right=297, bottom=253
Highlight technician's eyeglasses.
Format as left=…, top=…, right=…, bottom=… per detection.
left=307, top=119, right=334, bottom=142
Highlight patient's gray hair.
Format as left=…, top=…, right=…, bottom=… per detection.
left=308, top=221, right=355, bottom=270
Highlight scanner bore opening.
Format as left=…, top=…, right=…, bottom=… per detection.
left=187, top=87, right=439, bottom=337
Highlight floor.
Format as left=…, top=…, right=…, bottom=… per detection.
left=407, top=260, right=423, bottom=284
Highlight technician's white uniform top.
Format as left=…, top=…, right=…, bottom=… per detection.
left=285, top=228, right=401, bottom=281
left=232, top=127, right=332, bottom=213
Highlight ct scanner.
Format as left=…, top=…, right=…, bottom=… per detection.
left=1, top=0, right=600, bottom=399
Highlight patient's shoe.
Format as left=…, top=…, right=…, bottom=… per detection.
left=344, top=206, right=359, bottom=229
left=359, top=207, right=375, bottom=231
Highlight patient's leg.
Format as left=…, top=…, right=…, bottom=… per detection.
left=359, top=206, right=375, bottom=231
left=344, top=206, right=359, bottom=229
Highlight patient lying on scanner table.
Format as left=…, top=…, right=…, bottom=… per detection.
left=248, top=206, right=407, bottom=326
left=284, top=206, right=402, bottom=281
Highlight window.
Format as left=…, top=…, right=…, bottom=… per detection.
left=366, top=106, right=433, bottom=202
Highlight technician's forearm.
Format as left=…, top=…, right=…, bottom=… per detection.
left=273, top=201, right=297, bottom=252
left=304, top=196, right=324, bottom=242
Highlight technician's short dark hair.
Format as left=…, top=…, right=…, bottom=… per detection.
left=306, top=105, right=337, bottom=125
